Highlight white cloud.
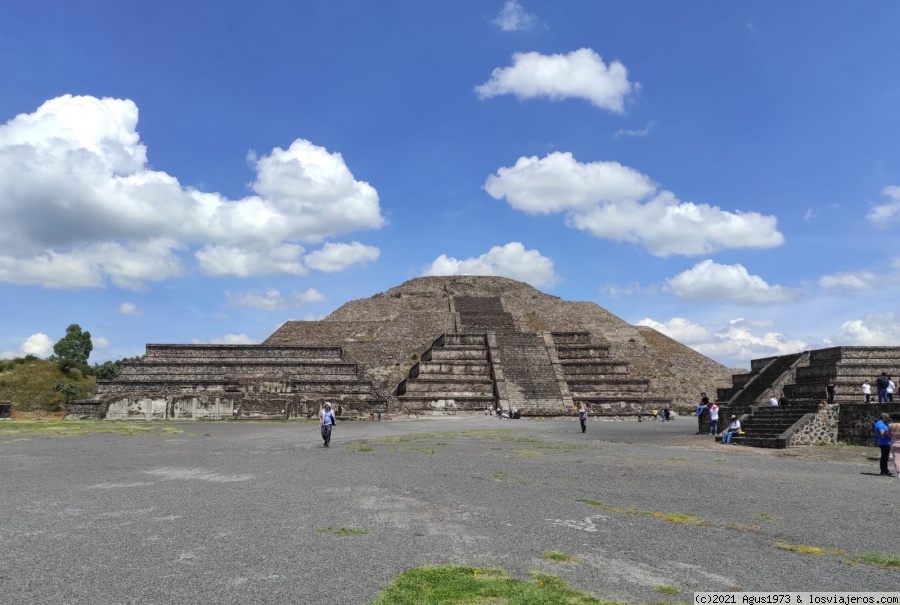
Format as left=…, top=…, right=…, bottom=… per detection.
left=803, top=208, right=816, bottom=221
left=641, top=316, right=806, bottom=366
left=636, top=317, right=710, bottom=344
left=837, top=313, right=900, bottom=345
left=485, top=152, right=784, bottom=256
left=21, top=333, right=54, bottom=357
left=421, top=242, right=562, bottom=289
left=226, top=288, right=324, bottom=310
left=93, top=336, right=110, bottom=349
left=119, top=302, right=144, bottom=316
left=865, top=186, right=900, bottom=225
left=304, top=241, right=380, bottom=272
left=191, top=334, right=256, bottom=345
left=0, top=95, right=384, bottom=289
left=818, top=271, right=876, bottom=291
left=492, top=0, right=537, bottom=32
left=599, top=282, right=655, bottom=299
left=666, top=260, right=800, bottom=305
left=475, top=48, right=635, bottom=113
left=614, top=122, right=654, bottom=138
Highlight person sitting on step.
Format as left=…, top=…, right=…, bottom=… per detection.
left=721, top=415, right=741, bottom=444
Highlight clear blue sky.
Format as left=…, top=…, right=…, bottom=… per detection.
left=2, top=1, right=899, bottom=368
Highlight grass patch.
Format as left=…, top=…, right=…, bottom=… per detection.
left=490, top=472, right=510, bottom=481
left=511, top=449, right=541, bottom=458
left=578, top=499, right=759, bottom=532
left=541, top=550, right=580, bottom=563
left=775, top=541, right=846, bottom=556
left=757, top=513, right=776, bottom=521
left=856, top=552, right=900, bottom=568
left=349, top=441, right=373, bottom=452
left=368, top=565, right=601, bottom=605
left=533, top=442, right=591, bottom=451
left=0, top=358, right=96, bottom=412
left=318, top=527, right=368, bottom=537
left=0, top=420, right=183, bottom=438
left=654, top=585, right=679, bottom=595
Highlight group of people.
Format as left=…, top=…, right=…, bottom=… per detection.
left=862, top=373, right=896, bottom=404
left=695, top=393, right=741, bottom=444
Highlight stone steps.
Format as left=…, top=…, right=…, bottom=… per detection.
left=144, top=344, right=344, bottom=360
left=561, top=361, right=629, bottom=375
left=554, top=345, right=610, bottom=359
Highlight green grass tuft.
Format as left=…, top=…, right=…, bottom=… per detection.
left=653, top=585, right=679, bottom=595
left=858, top=552, right=900, bottom=568
left=368, top=565, right=603, bottom=605
left=541, top=550, right=580, bottom=563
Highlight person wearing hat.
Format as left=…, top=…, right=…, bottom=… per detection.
left=319, top=402, right=336, bottom=448
left=874, top=413, right=893, bottom=476
left=721, top=415, right=741, bottom=444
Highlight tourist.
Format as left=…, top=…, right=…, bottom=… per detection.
left=652, top=408, right=658, bottom=421
left=319, top=402, right=336, bottom=448
left=661, top=408, right=671, bottom=421
left=862, top=380, right=871, bottom=404
left=779, top=390, right=788, bottom=406
left=874, top=413, right=893, bottom=476
left=889, top=421, right=900, bottom=478
left=709, top=401, right=720, bottom=435
left=825, top=378, right=836, bottom=405
left=721, top=415, right=741, bottom=444
left=877, top=372, right=889, bottom=404
left=578, top=405, right=588, bottom=433
left=769, top=395, right=779, bottom=407
left=888, top=377, right=895, bottom=403
left=695, top=393, right=710, bottom=435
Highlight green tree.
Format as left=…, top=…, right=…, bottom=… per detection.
left=92, top=360, right=121, bottom=380
left=53, top=324, right=93, bottom=364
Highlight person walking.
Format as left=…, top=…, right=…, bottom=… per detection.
left=708, top=401, right=720, bottom=435
left=874, top=413, right=893, bottom=476
left=862, top=380, right=871, bottom=404
left=319, top=402, right=336, bottom=448
left=888, top=378, right=895, bottom=403
left=578, top=405, right=588, bottom=433
left=890, top=421, right=900, bottom=479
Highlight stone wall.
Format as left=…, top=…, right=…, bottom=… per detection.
left=838, top=404, right=900, bottom=445
left=65, top=399, right=107, bottom=419
left=787, top=403, right=839, bottom=446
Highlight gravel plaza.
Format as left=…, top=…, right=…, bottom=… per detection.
left=1, top=416, right=897, bottom=604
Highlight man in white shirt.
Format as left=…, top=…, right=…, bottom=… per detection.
left=768, top=396, right=779, bottom=407
left=862, top=380, right=871, bottom=403
left=888, top=378, right=895, bottom=403
left=721, top=415, right=741, bottom=444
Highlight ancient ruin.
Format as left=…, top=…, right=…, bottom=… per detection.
left=74, top=276, right=734, bottom=420
left=718, top=347, right=900, bottom=447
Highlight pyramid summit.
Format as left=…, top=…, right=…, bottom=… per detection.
left=86, top=276, right=733, bottom=420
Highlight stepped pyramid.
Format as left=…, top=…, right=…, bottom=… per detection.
left=83, top=276, right=734, bottom=420
left=265, top=276, right=734, bottom=416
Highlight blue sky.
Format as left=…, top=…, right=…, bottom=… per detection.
left=2, top=1, right=900, bottom=369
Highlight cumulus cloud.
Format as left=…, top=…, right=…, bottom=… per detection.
left=818, top=271, right=876, bottom=292
left=865, top=186, right=900, bottom=225
left=636, top=317, right=710, bottom=344
left=119, top=302, right=144, bottom=316
left=226, top=288, right=324, bottom=310
left=475, top=48, right=635, bottom=113
left=0, top=95, right=384, bottom=289
left=93, top=336, right=110, bottom=349
left=304, top=241, right=380, bottom=273
left=421, top=242, right=562, bottom=289
left=837, top=313, right=900, bottom=345
left=492, top=0, right=537, bottom=32
left=485, top=152, right=784, bottom=256
left=665, top=260, right=800, bottom=305
left=21, top=333, right=54, bottom=357
left=641, top=316, right=806, bottom=366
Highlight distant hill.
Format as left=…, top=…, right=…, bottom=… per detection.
left=0, top=358, right=96, bottom=412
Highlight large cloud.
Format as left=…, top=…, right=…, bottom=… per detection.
left=639, top=316, right=806, bottom=366
left=837, top=313, right=900, bottom=345
left=485, top=152, right=784, bottom=256
left=818, top=270, right=876, bottom=292
left=666, top=260, right=800, bottom=305
left=421, top=242, right=561, bottom=289
left=0, top=95, right=384, bottom=289
left=226, top=288, right=324, bottom=310
left=475, top=48, right=635, bottom=112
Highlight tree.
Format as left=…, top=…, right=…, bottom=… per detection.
left=93, top=360, right=121, bottom=380
left=53, top=324, right=93, bottom=364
